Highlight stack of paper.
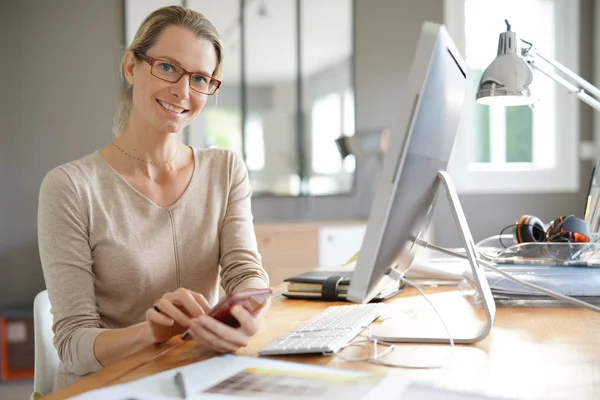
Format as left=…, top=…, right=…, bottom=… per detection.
left=407, top=254, right=600, bottom=303
left=67, top=354, right=508, bottom=399
left=486, top=265, right=600, bottom=302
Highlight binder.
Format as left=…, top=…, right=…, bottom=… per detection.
left=283, top=270, right=403, bottom=302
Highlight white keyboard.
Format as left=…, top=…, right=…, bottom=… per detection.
left=258, top=303, right=386, bottom=356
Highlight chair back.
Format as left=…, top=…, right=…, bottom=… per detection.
left=33, top=290, right=58, bottom=395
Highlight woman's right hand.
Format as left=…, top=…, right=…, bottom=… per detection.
left=145, top=288, right=211, bottom=343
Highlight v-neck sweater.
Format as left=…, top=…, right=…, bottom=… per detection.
left=37, top=148, right=269, bottom=389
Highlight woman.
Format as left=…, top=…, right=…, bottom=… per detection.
left=37, top=6, right=269, bottom=390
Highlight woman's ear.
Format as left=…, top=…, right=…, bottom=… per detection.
left=123, top=51, right=136, bottom=85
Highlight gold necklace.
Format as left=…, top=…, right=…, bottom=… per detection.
left=111, top=142, right=179, bottom=165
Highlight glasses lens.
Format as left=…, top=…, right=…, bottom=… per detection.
left=152, top=61, right=183, bottom=82
left=190, top=74, right=216, bottom=94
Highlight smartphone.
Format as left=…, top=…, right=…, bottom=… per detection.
left=208, top=288, right=272, bottom=328
left=181, top=288, right=272, bottom=339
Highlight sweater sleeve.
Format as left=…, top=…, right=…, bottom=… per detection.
left=219, top=152, right=270, bottom=293
left=38, top=167, right=106, bottom=376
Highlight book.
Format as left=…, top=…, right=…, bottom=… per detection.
left=283, top=270, right=403, bottom=302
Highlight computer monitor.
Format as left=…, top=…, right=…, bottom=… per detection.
left=347, top=22, right=496, bottom=343
left=346, top=22, right=466, bottom=304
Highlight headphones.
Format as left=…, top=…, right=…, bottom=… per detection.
left=514, top=215, right=590, bottom=244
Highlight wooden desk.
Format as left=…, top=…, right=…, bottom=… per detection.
left=44, top=286, right=600, bottom=400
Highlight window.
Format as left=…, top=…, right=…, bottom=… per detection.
left=311, top=93, right=342, bottom=174
left=342, top=88, right=356, bottom=173
left=203, top=108, right=242, bottom=154
left=196, top=109, right=265, bottom=171
left=310, top=88, right=356, bottom=175
left=445, top=0, right=579, bottom=193
left=244, top=116, right=265, bottom=171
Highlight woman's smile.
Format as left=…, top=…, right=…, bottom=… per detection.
left=156, top=99, right=188, bottom=115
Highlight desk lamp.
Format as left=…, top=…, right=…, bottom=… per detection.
left=335, top=129, right=390, bottom=161
left=476, top=19, right=600, bottom=112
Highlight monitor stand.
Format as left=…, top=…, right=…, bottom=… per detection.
left=371, top=171, right=496, bottom=344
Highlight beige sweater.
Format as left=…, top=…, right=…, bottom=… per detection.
left=37, top=148, right=269, bottom=389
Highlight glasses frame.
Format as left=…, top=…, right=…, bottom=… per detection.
left=133, top=51, right=221, bottom=95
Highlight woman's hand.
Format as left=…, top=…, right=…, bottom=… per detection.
left=146, top=288, right=211, bottom=343
left=185, top=296, right=271, bottom=353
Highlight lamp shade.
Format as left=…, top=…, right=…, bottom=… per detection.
left=476, top=25, right=536, bottom=106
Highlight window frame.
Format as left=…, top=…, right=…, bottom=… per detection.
left=444, top=0, right=580, bottom=194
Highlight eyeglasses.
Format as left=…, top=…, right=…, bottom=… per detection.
left=134, top=51, right=221, bottom=95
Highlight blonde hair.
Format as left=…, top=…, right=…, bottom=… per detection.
left=113, top=6, right=223, bottom=136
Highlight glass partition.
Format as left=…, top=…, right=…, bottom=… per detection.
left=128, top=0, right=354, bottom=196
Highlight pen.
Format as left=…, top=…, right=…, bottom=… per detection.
left=174, top=371, right=188, bottom=399
left=181, top=329, right=190, bottom=340
left=152, top=304, right=191, bottom=340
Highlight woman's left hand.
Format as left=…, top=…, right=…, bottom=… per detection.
left=184, top=297, right=271, bottom=353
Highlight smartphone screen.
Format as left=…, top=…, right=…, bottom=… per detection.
left=209, top=288, right=272, bottom=328
left=180, top=288, right=272, bottom=339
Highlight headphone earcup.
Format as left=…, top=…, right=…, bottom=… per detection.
left=514, top=215, right=546, bottom=243
left=547, top=216, right=590, bottom=243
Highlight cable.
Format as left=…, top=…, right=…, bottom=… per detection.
left=332, top=279, right=455, bottom=369
left=422, top=241, right=600, bottom=313
left=496, top=222, right=547, bottom=248
left=403, top=278, right=454, bottom=348
left=332, top=326, right=395, bottom=363
left=475, top=233, right=513, bottom=248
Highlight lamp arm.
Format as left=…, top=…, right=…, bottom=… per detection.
left=527, top=60, right=600, bottom=113
left=523, top=45, right=600, bottom=112
left=530, top=48, right=600, bottom=99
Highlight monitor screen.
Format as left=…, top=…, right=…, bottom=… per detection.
left=347, top=22, right=467, bottom=304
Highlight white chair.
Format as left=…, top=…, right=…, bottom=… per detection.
left=32, top=290, right=59, bottom=396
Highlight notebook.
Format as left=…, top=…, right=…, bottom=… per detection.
left=283, top=270, right=403, bottom=302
